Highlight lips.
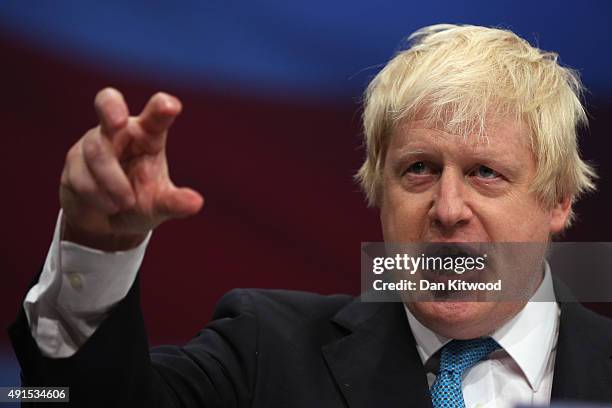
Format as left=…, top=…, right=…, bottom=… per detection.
left=419, top=242, right=488, bottom=279
left=423, top=242, right=483, bottom=258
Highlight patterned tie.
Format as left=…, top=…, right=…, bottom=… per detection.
left=430, top=337, right=500, bottom=408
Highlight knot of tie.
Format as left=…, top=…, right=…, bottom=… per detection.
left=431, top=337, right=500, bottom=408
left=439, top=337, right=500, bottom=376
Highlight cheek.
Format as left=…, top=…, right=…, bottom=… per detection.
left=380, top=182, right=431, bottom=242
left=475, top=193, right=552, bottom=241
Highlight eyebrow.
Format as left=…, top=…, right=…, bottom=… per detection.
left=395, top=149, right=427, bottom=158
left=391, top=145, right=521, bottom=171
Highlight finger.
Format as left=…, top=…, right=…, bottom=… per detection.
left=82, top=132, right=136, bottom=209
left=155, top=186, right=204, bottom=219
left=139, top=92, right=182, bottom=134
left=94, top=87, right=129, bottom=137
left=63, top=144, right=121, bottom=214
left=137, top=92, right=182, bottom=153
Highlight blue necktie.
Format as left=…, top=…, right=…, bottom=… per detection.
left=430, top=337, right=500, bottom=408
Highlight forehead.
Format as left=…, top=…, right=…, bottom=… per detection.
left=389, top=116, right=532, bottom=160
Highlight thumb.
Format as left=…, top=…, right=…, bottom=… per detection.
left=156, top=186, right=204, bottom=219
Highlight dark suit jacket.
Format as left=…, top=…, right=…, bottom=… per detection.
left=8, top=275, right=612, bottom=407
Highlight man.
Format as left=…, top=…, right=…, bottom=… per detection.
left=9, top=24, right=612, bottom=407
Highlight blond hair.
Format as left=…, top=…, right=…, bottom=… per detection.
left=355, top=24, right=596, bottom=226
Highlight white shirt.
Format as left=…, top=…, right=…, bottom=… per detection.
left=25, top=211, right=560, bottom=408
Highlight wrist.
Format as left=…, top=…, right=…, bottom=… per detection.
left=61, top=215, right=148, bottom=252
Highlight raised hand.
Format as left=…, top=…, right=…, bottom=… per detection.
left=59, top=88, right=204, bottom=251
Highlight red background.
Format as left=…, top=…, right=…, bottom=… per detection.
left=2, top=34, right=612, bottom=353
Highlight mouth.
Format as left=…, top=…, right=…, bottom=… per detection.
left=419, top=242, right=489, bottom=281
left=423, top=242, right=483, bottom=257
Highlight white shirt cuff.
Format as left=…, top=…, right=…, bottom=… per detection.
left=23, top=210, right=151, bottom=358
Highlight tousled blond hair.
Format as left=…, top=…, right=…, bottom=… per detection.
left=355, top=24, right=596, bottom=226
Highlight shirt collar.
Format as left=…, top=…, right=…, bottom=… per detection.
left=404, top=261, right=560, bottom=392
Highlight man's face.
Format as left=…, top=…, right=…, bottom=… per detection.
left=379, top=116, right=570, bottom=338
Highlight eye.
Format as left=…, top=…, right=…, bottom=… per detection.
left=472, top=165, right=500, bottom=179
left=405, top=161, right=433, bottom=175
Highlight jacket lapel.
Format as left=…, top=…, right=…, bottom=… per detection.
left=322, top=299, right=433, bottom=408
left=551, top=300, right=612, bottom=403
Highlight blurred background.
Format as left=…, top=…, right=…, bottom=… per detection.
left=1, top=0, right=612, bottom=390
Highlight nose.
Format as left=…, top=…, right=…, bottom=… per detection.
left=428, top=168, right=473, bottom=233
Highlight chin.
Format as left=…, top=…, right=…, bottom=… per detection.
left=408, top=301, right=502, bottom=339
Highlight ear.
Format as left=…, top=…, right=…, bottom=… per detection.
left=549, top=195, right=572, bottom=234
